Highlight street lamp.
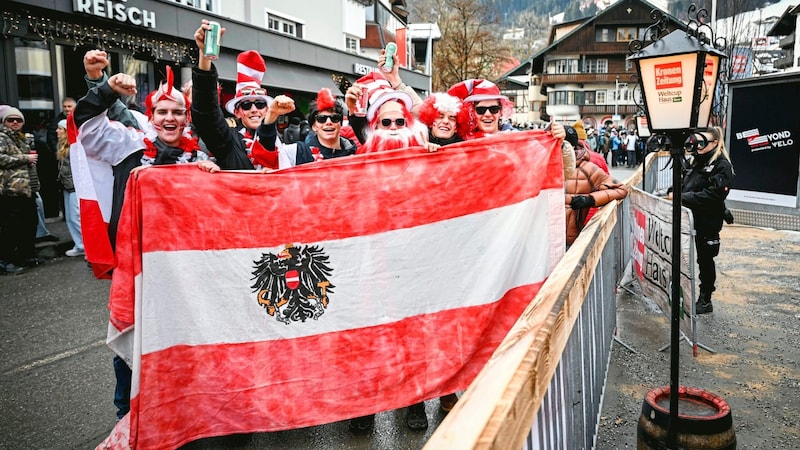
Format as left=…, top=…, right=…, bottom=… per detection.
left=627, top=5, right=727, bottom=448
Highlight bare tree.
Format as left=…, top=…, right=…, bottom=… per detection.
left=411, top=0, right=515, bottom=91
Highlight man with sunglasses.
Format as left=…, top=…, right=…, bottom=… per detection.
left=447, top=79, right=566, bottom=141
left=0, top=107, right=38, bottom=274
left=192, top=21, right=307, bottom=171
left=344, top=75, right=428, bottom=154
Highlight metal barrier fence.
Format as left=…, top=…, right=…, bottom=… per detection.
left=425, top=155, right=647, bottom=450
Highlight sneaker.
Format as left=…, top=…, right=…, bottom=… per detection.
left=405, top=402, right=428, bottom=431
left=348, top=414, right=375, bottom=434
left=2, top=262, right=24, bottom=275
left=65, top=249, right=86, bottom=257
left=696, top=300, right=713, bottom=314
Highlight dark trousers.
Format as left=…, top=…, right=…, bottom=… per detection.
left=0, top=195, right=37, bottom=264
left=695, top=232, right=720, bottom=294
left=113, top=355, right=132, bottom=420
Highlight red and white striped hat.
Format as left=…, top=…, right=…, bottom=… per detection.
left=224, top=50, right=273, bottom=114
left=355, top=72, right=412, bottom=121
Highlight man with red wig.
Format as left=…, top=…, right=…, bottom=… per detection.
left=72, top=64, right=208, bottom=422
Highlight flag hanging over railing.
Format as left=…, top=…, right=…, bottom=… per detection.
left=98, top=130, right=566, bottom=449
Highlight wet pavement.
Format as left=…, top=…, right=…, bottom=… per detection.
left=3, top=165, right=797, bottom=449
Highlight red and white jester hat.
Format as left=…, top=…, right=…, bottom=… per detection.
left=224, top=50, right=274, bottom=114
left=145, top=66, right=189, bottom=120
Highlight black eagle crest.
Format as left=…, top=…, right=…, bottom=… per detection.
left=250, top=244, right=335, bottom=324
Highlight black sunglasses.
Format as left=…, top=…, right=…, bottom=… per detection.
left=380, top=118, right=406, bottom=127
left=475, top=105, right=501, bottom=115
left=4, top=117, right=23, bottom=123
left=315, top=114, right=343, bottom=124
left=238, top=100, right=267, bottom=110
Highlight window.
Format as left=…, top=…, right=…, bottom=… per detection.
left=546, top=59, right=579, bottom=74
left=585, top=58, right=608, bottom=73
left=596, top=91, right=606, bottom=105
left=596, top=27, right=614, bottom=42
left=616, top=27, right=636, bottom=42
left=345, top=36, right=359, bottom=54
left=585, top=91, right=596, bottom=105
left=173, top=0, right=218, bottom=13
left=266, top=11, right=303, bottom=38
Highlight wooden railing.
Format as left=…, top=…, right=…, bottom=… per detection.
left=424, top=160, right=647, bottom=449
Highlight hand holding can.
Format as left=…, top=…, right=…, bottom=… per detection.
left=381, top=42, right=397, bottom=73
left=29, top=150, right=38, bottom=166
left=203, top=21, right=221, bottom=60
left=353, top=86, right=369, bottom=117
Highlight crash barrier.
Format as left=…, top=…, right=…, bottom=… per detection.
left=424, top=155, right=652, bottom=449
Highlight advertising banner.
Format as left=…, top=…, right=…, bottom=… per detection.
left=630, top=188, right=697, bottom=342
left=727, top=77, right=800, bottom=207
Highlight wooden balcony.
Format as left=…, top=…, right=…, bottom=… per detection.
left=578, top=104, right=640, bottom=115
left=540, top=73, right=631, bottom=85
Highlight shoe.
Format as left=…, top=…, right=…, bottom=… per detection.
left=2, top=262, right=25, bottom=275
left=21, top=257, right=45, bottom=267
left=35, top=235, right=58, bottom=243
left=405, top=402, right=428, bottom=431
left=348, top=414, right=374, bottom=434
left=439, top=393, right=458, bottom=412
left=696, top=291, right=713, bottom=314
left=65, top=249, right=85, bottom=257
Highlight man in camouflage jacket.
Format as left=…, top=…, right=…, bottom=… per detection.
left=0, top=107, right=38, bottom=273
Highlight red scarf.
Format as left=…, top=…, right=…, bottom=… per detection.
left=242, top=128, right=279, bottom=170
left=143, top=136, right=201, bottom=161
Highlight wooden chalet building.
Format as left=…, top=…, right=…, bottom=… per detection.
left=497, top=0, right=687, bottom=131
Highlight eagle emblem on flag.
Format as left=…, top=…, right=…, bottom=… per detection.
left=250, top=244, right=335, bottom=324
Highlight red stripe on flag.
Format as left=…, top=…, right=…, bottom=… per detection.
left=78, top=198, right=115, bottom=279
left=131, top=131, right=562, bottom=253
left=125, top=283, right=540, bottom=449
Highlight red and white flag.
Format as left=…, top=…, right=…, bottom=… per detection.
left=99, top=130, right=566, bottom=449
left=69, top=112, right=145, bottom=279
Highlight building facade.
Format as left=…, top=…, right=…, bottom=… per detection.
left=2, top=0, right=430, bottom=131
left=496, top=0, right=685, bottom=131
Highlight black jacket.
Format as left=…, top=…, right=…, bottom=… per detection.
left=681, top=152, right=734, bottom=234
left=191, top=64, right=257, bottom=170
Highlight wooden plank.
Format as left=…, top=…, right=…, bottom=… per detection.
left=425, top=201, right=620, bottom=449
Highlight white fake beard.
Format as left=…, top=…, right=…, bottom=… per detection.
left=364, top=126, right=416, bottom=153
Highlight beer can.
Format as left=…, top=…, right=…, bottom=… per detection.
left=204, top=21, right=221, bottom=60
left=353, top=86, right=369, bottom=117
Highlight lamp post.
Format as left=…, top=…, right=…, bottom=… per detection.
left=628, top=5, right=727, bottom=448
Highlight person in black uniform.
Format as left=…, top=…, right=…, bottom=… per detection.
left=676, top=126, right=734, bottom=314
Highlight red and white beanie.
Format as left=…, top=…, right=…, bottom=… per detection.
left=448, top=78, right=508, bottom=103
left=224, top=50, right=273, bottom=114
left=355, top=72, right=412, bottom=121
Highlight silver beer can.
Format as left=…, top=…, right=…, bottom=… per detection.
left=204, top=21, right=221, bottom=60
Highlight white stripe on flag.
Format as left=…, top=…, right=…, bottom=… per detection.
left=140, top=190, right=560, bottom=354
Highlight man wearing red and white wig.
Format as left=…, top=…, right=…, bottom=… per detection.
left=72, top=64, right=209, bottom=422
left=417, top=92, right=471, bottom=148
left=448, top=79, right=567, bottom=141
left=192, top=21, right=300, bottom=172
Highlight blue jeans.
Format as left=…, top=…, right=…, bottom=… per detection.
left=63, top=190, right=83, bottom=251
left=113, top=355, right=132, bottom=420
left=34, top=192, right=51, bottom=238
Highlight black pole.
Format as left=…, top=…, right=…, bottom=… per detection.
left=666, top=131, right=686, bottom=448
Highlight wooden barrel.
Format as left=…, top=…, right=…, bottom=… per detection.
left=637, top=386, right=736, bottom=450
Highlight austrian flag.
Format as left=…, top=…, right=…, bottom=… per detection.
left=99, top=130, right=566, bottom=449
